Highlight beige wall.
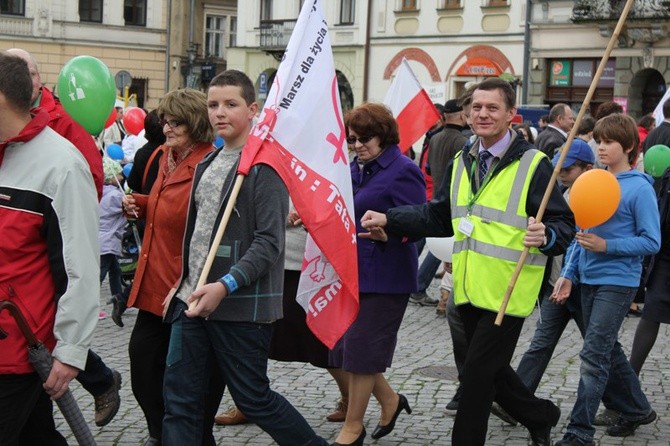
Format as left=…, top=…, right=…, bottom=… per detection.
left=1, top=40, right=167, bottom=109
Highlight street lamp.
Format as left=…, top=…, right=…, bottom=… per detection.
left=186, top=42, right=200, bottom=88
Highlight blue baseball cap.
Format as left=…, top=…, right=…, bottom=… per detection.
left=552, top=139, right=595, bottom=168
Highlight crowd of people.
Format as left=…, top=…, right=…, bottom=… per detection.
left=2, top=46, right=670, bottom=446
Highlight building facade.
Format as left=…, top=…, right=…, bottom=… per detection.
left=226, top=0, right=367, bottom=112
left=527, top=0, right=670, bottom=119
left=0, top=0, right=167, bottom=109
left=366, top=0, right=526, bottom=106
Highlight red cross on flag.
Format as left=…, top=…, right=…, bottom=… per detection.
left=238, top=0, right=359, bottom=348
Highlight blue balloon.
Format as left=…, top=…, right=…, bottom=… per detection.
left=122, top=163, right=134, bottom=178
left=106, top=144, right=124, bottom=160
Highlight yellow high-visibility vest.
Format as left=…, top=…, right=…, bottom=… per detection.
left=449, top=145, right=548, bottom=316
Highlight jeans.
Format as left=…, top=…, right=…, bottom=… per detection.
left=417, top=250, right=441, bottom=292
left=163, top=310, right=328, bottom=446
left=567, top=285, right=651, bottom=442
left=76, top=350, right=114, bottom=397
left=100, top=253, right=122, bottom=296
left=516, top=287, right=585, bottom=393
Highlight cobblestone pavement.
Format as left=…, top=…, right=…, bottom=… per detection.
left=57, top=279, right=670, bottom=445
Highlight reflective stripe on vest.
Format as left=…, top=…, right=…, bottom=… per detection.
left=449, top=147, right=548, bottom=316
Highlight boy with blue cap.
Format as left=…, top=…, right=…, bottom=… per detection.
left=515, top=138, right=594, bottom=396
left=552, top=139, right=595, bottom=190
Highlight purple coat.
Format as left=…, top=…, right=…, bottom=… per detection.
left=352, top=145, right=426, bottom=294
left=99, top=184, right=126, bottom=256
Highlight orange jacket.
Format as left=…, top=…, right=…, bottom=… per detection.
left=127, top=142, right=213, bottom=316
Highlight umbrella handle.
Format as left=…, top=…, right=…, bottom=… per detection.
left=0, top=300, right=39, bottom=346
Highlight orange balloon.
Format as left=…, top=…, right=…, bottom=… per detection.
left=568, top=169, right=620, bottom=229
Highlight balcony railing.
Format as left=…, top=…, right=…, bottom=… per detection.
left=572, top=0, right=670, bottom=22
left=0, top=15, right=33, bottom=36
left=259, top=19, right=297, bottom=51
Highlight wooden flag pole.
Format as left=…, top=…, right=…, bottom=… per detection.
left=187, top=174, right=245, bottom=312
left=494, top=0, right=635, bottom=326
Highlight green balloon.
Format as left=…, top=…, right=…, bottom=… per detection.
left=644, top=144, right=670, bottom=178
left=57, top=56, right=116, bottom=135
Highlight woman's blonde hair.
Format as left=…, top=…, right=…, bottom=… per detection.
left=157, top=88, right=214, bottom=143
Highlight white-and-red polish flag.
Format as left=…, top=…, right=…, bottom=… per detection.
left=384, top=58, right=441, bottom=154
left=237, top=0, right=358, bottom=349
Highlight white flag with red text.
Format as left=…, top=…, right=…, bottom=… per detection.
left=384, top=58, right=440, bottom=154
left=237, top=0, right=358, bottom=349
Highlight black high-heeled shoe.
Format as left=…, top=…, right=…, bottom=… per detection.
left=371, top=393, right=412, bottom=440
left=330, top=427, right=366, bottom=446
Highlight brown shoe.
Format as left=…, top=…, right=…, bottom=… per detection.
left=214, top=406, right=249, bottom=425
left=326, top=398, right=348, bottom=422
left=94, top=369, right=122, bottom=427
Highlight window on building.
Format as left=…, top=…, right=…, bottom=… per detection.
left=1, top=0, right=25, bottom=15
left=340, top=0, right=354, bottom=24
left=229, top=16, right=237, bottom=48
left=487, top=0, right=509, bottom=7
left=124, top=0, right=146, bottom=26
left=79, top=0, right=102, bottom=22
left=129, top=78, right=147, bottom=109
left=261, top=0, right=272, bottom=21
left=401, top=0, right=417, bottom=11
left=205, top=15, right=227, bottom=59
left=441, top=0, right=461, bottom=8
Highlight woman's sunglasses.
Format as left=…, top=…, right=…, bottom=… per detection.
left=346, top=135, right=374, bottom=145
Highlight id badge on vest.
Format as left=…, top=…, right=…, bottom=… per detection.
left=458, top=216, right=474, bottom=237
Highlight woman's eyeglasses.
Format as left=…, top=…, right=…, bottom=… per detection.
left=160, top=119, right=183, bottom=129
left=346, top=135, right=374, bottom=145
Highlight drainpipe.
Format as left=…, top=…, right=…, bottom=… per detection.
left=362, top=0, right=372, bottom=102
left=186, top=0, right=197, bottom=87
left=164, top=0, right=172, bottom=93
left=522, top=0, right=532, bottom=104
left=189, top=0, right=195, bottom=45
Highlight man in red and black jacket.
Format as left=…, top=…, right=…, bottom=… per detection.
left=7, top=48, right=121, bottom=428
left=0, top=51, right=101, bottom=445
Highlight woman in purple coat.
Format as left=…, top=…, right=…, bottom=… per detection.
left=330, top=103, right=426, bottom=446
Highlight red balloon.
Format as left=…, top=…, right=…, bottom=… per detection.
left=104, top=108, right=117, bottom=129
left=123, top=107, right=146, bottom=136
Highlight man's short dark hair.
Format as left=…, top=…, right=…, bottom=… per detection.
left=475, top=78, right=515, bottom=109
left=209, top=70, right=256, bottom=106
left=577, top=116, right=596, bottom=135
left=143, top=109, right=167, bottom=146
left=594, top=101, right=624, bottom=121
left=548, top=103, right=569, bottom=124
left=0, top=52, right=33, bottom=113
left=663, top=98, right=670, bottom=120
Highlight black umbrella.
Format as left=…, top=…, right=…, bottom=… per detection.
left=0, top=300, right=97, bottom=446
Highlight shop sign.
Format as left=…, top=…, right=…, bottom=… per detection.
left=550, top=60, right=571, bottom=86
left=599, top=60, right=616, bottom=88
left=456, top=57, right=502, bottom=76
left=572, top=60, right=593, bottom=87
left=572, top=59, right=615, bottom=88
